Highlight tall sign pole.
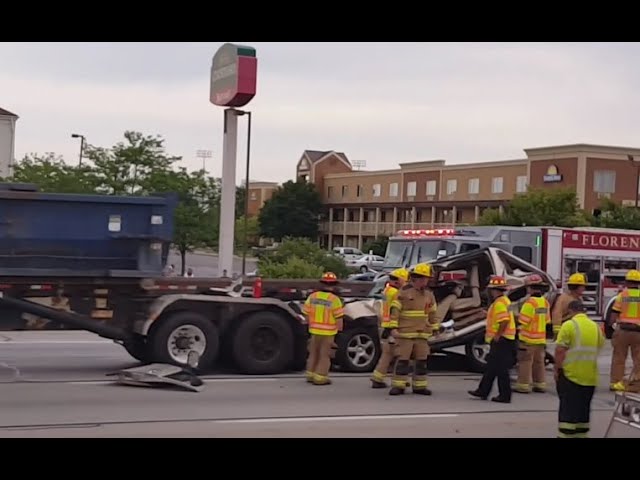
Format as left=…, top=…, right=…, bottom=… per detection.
left=209, top=43, right=257, bottom=277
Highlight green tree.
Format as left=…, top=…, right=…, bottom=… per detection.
left=259, top=237, right=349, bottom=279
left=258, top=180, right=324, bottom=241
left=9, top=153, right=100, bottom=193
left=363, top=236, right=389, bottom=257
left=477, top=187, right=591, bottom=227
left=235, top=215, right=260, bottom=249
left=592, top=198, right=640, bottom=230
left=84, top=131, right=180, bottom=195
left=258, top=256, right=324, bottom=279
left=235, top=185, right=247, bottom=220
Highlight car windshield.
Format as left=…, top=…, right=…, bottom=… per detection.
left=409, top=240, right=457, bottom=265
left=383, top=240, right=412, bottom=269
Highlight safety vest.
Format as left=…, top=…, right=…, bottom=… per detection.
left=485, top=295, right=516, bottom=343
left=380, top=284, right=399, bottom=328
left=518, top=295, right=550, bottom=345
left=303, top=290, right=344, bottom=336
left=557, top=313, right=602, bottom=387
left=616, top=289, right=640, bottom=325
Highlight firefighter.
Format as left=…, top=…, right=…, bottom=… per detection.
left=303, top=272, right=344, bottom=386
left=371, top=268, right=409, bottom=388
left=609, top=269, right=640, bottom=392
left=468, top=276, right=516, bottom=403
left=388, top=263, right=438, bottom=396
left=555, top=300, right=604, bottom=438
left=551, top=273, right=587, bottom=337
left=515, top=274, right=550, bottom=394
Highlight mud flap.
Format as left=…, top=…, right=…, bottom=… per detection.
left=109, top=351, right=204, bottom=393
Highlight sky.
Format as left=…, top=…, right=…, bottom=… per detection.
left=1, top=42, right=640, bottom=184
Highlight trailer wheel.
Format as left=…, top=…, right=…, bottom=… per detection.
left=232, top=312, right=294, bottom=375
left=149, top=312, right=220, bottom=368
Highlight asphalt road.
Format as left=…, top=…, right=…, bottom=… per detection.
left=167, top=251, right=257, bottom=277
left=0, top=332, right=636, bottom=438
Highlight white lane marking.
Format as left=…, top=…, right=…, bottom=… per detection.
left=216, top=413, right=459, bottom=424
left=66, top=378, right=278, bottom=386
left=0, top=341, right=111, bottom=345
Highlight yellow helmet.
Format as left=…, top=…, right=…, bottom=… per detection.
left=567, top=273, right=587, bottom=286
left=411, top=263, right=433, bottom=278
left=389, top=268, right=409, bottom=282
left=626, top=270, right=640, bottom=282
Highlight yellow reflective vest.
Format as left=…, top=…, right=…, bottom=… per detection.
left=556, top=313, right=604, bottom=387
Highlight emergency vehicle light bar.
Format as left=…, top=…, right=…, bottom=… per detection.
left=398, top=228, right=456, bottom=236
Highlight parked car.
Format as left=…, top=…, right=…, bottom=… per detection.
left=335, top=247, right=560, bottom=373
left=347, top=272, right=377, bottom=282
left=346, top=254, right=385, bottom=273
left=332, top=247, right=364, bottom=262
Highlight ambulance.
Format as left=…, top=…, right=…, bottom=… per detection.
left=382, top=225, right=640, bottom=318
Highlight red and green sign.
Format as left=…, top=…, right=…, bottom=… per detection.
left=209, top=43, right=257, bottom=107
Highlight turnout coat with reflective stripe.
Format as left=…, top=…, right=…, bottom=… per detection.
left=303, top=290, right=344, bottom=336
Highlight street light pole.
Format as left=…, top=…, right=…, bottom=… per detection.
left=235, top=110, right=252, bottom=276
left=628, top=155, right=639, bottom=208
left=71, top=134, right=86, bottom=166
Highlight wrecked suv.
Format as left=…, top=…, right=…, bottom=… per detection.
left=336, top=247, right=559, bottom=373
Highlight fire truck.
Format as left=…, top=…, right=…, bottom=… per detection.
left=382, top=225, right=640, bottom=318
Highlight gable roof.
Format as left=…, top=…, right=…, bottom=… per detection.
left=0, top=107, right=18, bottom=118
left=302, top=150, right=351, bottom=165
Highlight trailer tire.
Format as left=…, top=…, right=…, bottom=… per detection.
left=149, top=312, right=220, bottom=369
left=232, top=312, right=294, bottom=375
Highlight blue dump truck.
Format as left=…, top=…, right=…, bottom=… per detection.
left=0, top=183, right=314, bottom=374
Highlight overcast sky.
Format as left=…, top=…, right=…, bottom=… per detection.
left=1, top=42, right=639, bottom=183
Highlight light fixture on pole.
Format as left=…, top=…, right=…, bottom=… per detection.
left=196, top=149, right=213, bottom=173
left=71, top=133, right=86, bottom=166
left=234, top=110, right=252, bottom=276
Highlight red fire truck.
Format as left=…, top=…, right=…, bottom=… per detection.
left=383, top=225, right=640, bottom=318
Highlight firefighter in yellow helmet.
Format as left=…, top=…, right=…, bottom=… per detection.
left=468, top=275, right=516, bottom=403
left=303, top=272, right=344, bottom=386
left=551, top=273, right=587, bottom=337
left=609, top=269, right=640, bottom=392
left=514, top=274, right=551, bottom=394
left=389, top=263, right=438, bottom=396
left=371, top=268, right=409, bottom=388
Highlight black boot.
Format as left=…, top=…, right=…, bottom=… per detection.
left=491, top=396, right=511, bottom=404
left=371, top=380, right=387, bottom=389
left=413, top=388, right=432, bottom=396
left=468, top=390, right=488, bottom=400
left=389, top=387, right=405, bottom=396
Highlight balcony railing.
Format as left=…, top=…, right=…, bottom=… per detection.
left=320, top=222, right=470, bottom=236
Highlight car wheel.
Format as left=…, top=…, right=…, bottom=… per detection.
left=335, top=327, right=380, bottom=373
left=465, top=333, right=489, bottom=373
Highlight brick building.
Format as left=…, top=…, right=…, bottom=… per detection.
left=246, top=181, right=279, bottom=217
left=289, top=144, right=640, bottom=250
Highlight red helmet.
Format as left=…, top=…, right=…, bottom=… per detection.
left=321, top=272, right=338, bottom=284
left=487, top=275, right=509, bottom=290
left=525, top=274, right=545, bottom=286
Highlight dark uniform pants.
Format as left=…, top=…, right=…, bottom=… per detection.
left=306, top=334, right=334, bottom=385
left=557, top=370, right=595, bottom=438
left=372, top=338, right=395, bottom=383
left=477, top=338, right=515, bottom=400
left=391, top=336, right=430, bottom=390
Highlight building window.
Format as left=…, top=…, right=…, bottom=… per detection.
left=426, top=180, right=437, bottom=196
left=446, top=179, right=457, bottom=195
left=516, top=175, right=528, bottom=193
left=594, top=170, right=616, bottom=194
left=341, top=185, right=348, bottom=197
left=468, top=178, right=479, bottom=195
left=407, top=181, right=417, bottom=197
left=327, top=186, right=334, bottom=198
left=373, top=184, right=381, bottom=197
left=492, top=177, right=504, bottom=194
left=356, top=185, right=363, bottom=198
left=389, top=183, right=399, bottom=197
